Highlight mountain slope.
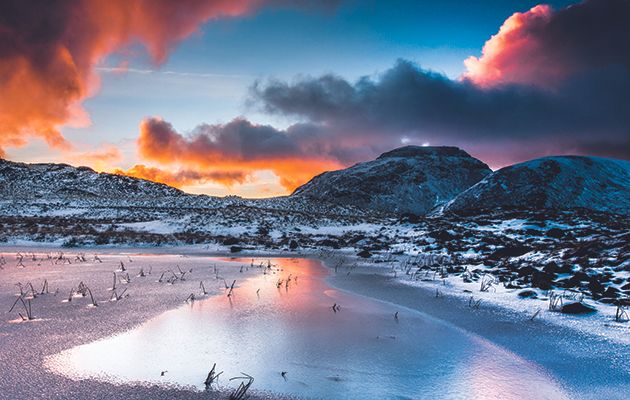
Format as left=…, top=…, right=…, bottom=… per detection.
left=443, top=156, right=630, bottom=214
left=0, top=159, right=185, bottom=201
left=0, top=158, right=373, bottom=218
left=292, top=146, right=492, bottom=215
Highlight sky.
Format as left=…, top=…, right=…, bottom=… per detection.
left=1, top=0, right=628, bottom=197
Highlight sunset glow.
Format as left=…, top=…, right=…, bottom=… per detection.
left=2, top=0, right=628, bottom=196
left=1, top=3, right=628, bottom=399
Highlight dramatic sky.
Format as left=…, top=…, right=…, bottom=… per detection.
left=2, top=0, right=628, bottom=197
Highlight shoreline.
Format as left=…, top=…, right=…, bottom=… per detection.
left=325, top=265, right=630, bottom=400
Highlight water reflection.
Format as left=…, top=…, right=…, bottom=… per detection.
left=48, top=257, right=569, bottom=399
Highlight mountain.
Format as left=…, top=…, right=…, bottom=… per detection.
left=443, top=156, right=630, bottom=215
left=0, top=158, right=369, bottom=218
left=4, top=151, right=627, bottom=220
left=292, top=146, right=492, bottom=215
left=0, top=159, right=185, bottom=201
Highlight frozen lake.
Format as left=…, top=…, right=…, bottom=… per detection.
left=48, top=257, right=570, bottom=399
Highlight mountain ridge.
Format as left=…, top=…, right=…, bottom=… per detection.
left=443, top=155, right=630, bottom=215
left=0, top=158, right=185, bottom=200
left=2, top=149, right=628, bottom=216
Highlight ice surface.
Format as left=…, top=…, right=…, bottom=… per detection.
left=48, top=258, right=570, bottom=400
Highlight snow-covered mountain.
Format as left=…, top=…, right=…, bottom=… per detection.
left=0, top=158, right=372, bottom=219
left=3, top=152, right=628, bottom=218
left=0, top=159, right=184, bottom=201
left=292, top=146, right=492, bottom=215
left=443, top=156, right=630, bottom=215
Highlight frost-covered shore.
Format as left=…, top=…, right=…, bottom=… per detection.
left=326, top=252, right=630, bottom=346
left=326, top=261, right=630, bottom=400
left=0, top=248, right=303, bottom=400
left=0, top=246, right=628, bottom=399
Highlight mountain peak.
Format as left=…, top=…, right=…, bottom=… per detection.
left=292, top=146, right=492, bottom=215
left=376, top=145, right=472, bottom=160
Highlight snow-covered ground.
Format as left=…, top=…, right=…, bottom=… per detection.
left=399, top=268, right=630, bottom=344
left=0, top=248, right=307, bottom=400
left=1, top=206, right=627, bottom=320
left=347, top=254, right=630, bottom=345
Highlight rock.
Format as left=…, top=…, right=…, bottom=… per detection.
left=488, top=245, right=532, bottom=260
left=602, top=286, right=619, bottom=299
left=518, top=289, right=538, bottom=299
left=516, top=265, right=536, bottom=277
left=357, top=249, right=372, bottom=258
left=546, top=228, right=565, bottom=239
left=562, top=271, right=590, bottom=288
left=223, top=237, right=239, bottom=245
left=229, top=246, right=242, bottom=253
left=588, top=277, right=605, bottom=296
left=543, top=261, right=562, bottom=274
left=532, top=270, right=555, bottom=290
left=615, top=298, right=630, bottom=307
left=561, top=302, right=597, bottom=314
left=320, top=239, right=339, bottom=249
left=428, top=230, right=458, bottom=241
left=399, top=213, right=422, bottom=223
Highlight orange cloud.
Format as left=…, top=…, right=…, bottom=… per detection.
left=136, top=117, right=342, bottom=192
left=0, top=0, right=302, bottom=156
left=463, top=5, right=554, bottom=87
left=463, top=0, right=630, bottom=88
left=116, top=164, right=249, bottom=188
left=71, top=145, right=124, bottom=171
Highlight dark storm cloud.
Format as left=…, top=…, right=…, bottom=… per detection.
left=251, top=60, right=629, bottom=159
left=249, top=0, right=630, bottom=163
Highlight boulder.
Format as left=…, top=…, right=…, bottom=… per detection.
left=561, top=302, right=597, bottom=314
left=518, top=289, right=538, bottom=299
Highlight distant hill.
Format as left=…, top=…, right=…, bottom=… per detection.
left=292, top=146, right=492, bottom=215
left=3, top=151, right=628, bottom=218
left=0, top=158, right=368, bottom=217
left=0, top=159, right=184, bottom=201
left=443, top=156, right=630, bottom=215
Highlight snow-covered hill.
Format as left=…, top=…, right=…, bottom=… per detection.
left=292, top=146, right=491, bottom=215
left=443, top=156, right=630, bottom=215
left=0, top=159, right=185, bottom=200
left=0, top=158, right=378, bottom=228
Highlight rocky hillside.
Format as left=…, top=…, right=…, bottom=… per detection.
left=0, top=158, right=371, bottom=218
left=292, top=146, right=492, bottom=215
left=0, top=159, right=184, bottom=201
left=444, top=156, right=630, bottom=215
